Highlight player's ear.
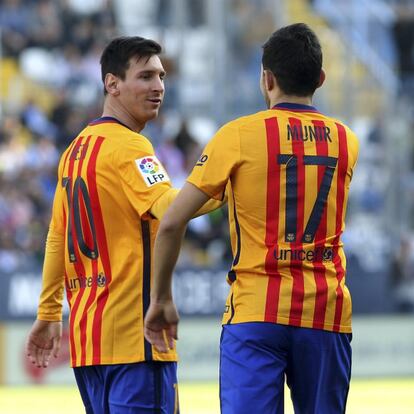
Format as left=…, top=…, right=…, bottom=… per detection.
left=104, top=73, right=120, bottom=96
left=316, top=69, right=326, bottom=89
left=264, top=70, right=275, bottom=92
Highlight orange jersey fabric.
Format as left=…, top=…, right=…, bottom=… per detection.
left=188, top=103, right=359, bottom=333
left=39, top=117, right=177, bottom=366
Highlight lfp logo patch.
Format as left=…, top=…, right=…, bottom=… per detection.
left=140, top=157, right=159, bottom=174
left=135, top=156, right=170, bottom=187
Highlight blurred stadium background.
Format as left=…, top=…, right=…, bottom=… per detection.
left=0, top=0, right=414, bottom=412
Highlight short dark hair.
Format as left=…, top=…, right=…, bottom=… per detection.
left=262, top=23, right=322, bottom=96
left=100, top=36, right=162, bottom=94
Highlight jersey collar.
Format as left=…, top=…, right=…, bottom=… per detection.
left=89, top=116, right=134, bottom=131
left=272, top=102, right=320, bottom=113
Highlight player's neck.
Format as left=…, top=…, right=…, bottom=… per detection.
left=270, top=94, right=313, bottom=108
left=102, top=101, right=145, bottom=133
left=268, top=87, right=314, bottom=108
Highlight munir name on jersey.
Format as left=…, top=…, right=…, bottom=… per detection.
left=287, top=124, right=332, bottom=142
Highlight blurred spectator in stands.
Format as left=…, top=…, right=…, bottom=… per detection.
left=367, top=116, right=385, bottom=145
left=0, top=111, right=58, bottom=268
left=29, top=0, right=63, bottom=50
left=49, top=89, right=73, bottom=150
left=66, top=0, right=109, bottom=16
left=0, top=0, right=31, bottom=57
left=173, top=120, right=201, bottom=171
left=393, top=1, right=414, bottom=97
left=156, top=0, right=205, bottom=27
left=0, top=227, right=21, bottom=274
left=227, top=0, right=275, bottom=114
left=389, top=235, right=414, bottom=313
left=0, top=115, right=30, bottom=177
left=25, top=133, right=58, bottom=172
left=21, top=100, right=57, bottom=139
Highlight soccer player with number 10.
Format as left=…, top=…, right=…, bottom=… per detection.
left=26, top=36, right=223, bottom=413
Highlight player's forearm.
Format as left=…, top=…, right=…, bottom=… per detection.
left=37, top=230, right=65, bottom=321
left=151, top=222, right=186, bottom=302
left=193, top=196, right=226, bottom=217
left=151, top=183, right=210, bottom=301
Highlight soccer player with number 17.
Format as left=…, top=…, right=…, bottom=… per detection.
left=145, top=23, right=359, bottom=414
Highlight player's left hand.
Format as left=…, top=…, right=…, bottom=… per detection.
left=26, top=319, right=62, bottom=368
left=144, top=300, right=179, bottom=353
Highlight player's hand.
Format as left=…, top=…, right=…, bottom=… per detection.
left=26, top=320, right=62, bottom=368
left=144, top=299, right=179, bottom=353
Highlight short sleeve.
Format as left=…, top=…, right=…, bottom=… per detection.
left=187, top=122, right=240, bottom=200
left=117, top=142, right=172, bottom=217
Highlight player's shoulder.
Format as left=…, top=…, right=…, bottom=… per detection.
left=97, top=125, right=154, bottom=158
left=326, top=115, right=359, bottom=145
left=119, top=131, right=153, bottom=153
left=228, top=110, right=272, bottom=128
left=218, top=110, right=272, bottom=134
left=85, top=119, right=153, bottom=152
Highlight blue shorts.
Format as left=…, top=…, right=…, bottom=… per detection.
left=220, top=323, right=351, bottom=414
left=73, top=362, right=179, bottom=414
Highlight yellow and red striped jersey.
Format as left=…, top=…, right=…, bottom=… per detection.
left=187, top=103, right=359, bottom=333
left=40, top=117, right=177, bottom=367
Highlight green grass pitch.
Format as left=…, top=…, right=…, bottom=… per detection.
left=0, top=379, right=413, bottom=413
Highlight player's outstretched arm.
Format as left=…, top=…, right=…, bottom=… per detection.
left=26, top=319, right=62, bottom=368
left=145, top=183, right=210, bottom=352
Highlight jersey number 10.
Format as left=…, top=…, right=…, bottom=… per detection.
left=62, top=176, right=99, bottom=262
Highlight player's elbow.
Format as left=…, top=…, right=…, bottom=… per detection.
left=158, top=214, right=186, bottom=235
